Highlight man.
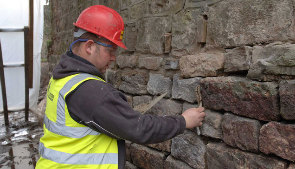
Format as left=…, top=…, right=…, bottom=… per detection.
left=36, top=5, right=205, bottom=169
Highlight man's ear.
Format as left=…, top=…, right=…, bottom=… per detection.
left=84, top=40, right=95, bottom=55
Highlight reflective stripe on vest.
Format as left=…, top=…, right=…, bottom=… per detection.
left=44, top=73, right=100, bottom=138
left=39, top=73, right=118, bottom=167
left=39, top=142, right=118, bottom=165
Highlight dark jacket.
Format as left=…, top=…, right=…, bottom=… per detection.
left=52, top=51, right=186, bottom=169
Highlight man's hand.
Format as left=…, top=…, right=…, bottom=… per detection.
left=181, top=107, right=205, bottom=129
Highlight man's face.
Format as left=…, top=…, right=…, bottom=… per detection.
left=92, top=42, right=117, bottom=73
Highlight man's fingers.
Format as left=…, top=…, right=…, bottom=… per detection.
left=196, top=107, right=205, bottom=112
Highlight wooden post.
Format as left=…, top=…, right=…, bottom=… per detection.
left=0, top=41, right=9, bottom=126
left=24, top=27, right=30, bottom=121
left=29, top=0, right=34, bottom=88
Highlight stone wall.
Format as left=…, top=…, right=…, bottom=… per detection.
left=45, top=0, right=295, bottom=168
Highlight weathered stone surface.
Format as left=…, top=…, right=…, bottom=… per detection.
left=164, top=155, right=193, bottom=169
left=224, top=47, right=251, bottom=72
left=136, top=17, right=171, bottom=54
left=138, top=57, right=163, bottom=70
left=222, top=113, right=261, bottom=152
left=147, top=140, right=171, bottom=152
left=130, top=1, right=147, bottom=20
left=172, top=75, right=201, bottom=103
left=147, top=74, right=172, bottom=97
left=182, top=102, right=198, bottom=111
left=125, top=94, right=133, bottom=107
left=150, top=98, right=182, bottom=116
left=248, top=43, right=295, bottom=81
left=133, top=95, right=152, bottom=113
left=106, top=69, right=121, bottom=89
left=120, top=9, right=129, bottom=25
left=116, top=54, right=138, bottom=68
left=200, top=76, right=279, bottom=121
left=164, top=58, right=179, bottom=70
left=259, top=122, right=295, bottom=161
left=130, top=144, right=165, bottom=169
left=180, top=52, right=225, bottom=77
left=121, top=22, right=137, bottom=51
left=207, top=0, right=295, bottom=47
left=201, top=109, right=223, bottom=139
left=121, top=0, right=143, bottom=10
left=184, top=0, right=221, bottom=8
left=280, top=80, right=295, bottom=120
left=171, top=8, right=203, bottom=56
left=119, top=70, right=148, bottom=95
left=288, top=163, right=295, bottom=169
left=148, top=0, right=185, bottom=15
left=125, top=141, right=132, bottom=162
left=207, top=142, right=287, bottom=169
left=125, top=161, right=138, bottom=169
left=133, top=95, right=152, bottom=107
left=171, top=131, right=206, bottom=169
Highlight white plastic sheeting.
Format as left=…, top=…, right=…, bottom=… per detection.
left=0, top=0, right=46, bottom=111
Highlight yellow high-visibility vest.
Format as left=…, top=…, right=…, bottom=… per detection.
left=36, top=73, right=118, bottom=169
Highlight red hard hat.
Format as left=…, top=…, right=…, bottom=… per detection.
left=74, top=5, right=127, bottom=49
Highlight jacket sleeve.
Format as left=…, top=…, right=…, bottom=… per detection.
left=66, top=80, right=186, bottom=144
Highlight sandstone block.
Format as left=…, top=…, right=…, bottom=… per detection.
left=147, top=74, right=172, bottom=97
left=121, top=0, right=142, bottom=10
left=121, top=23, right=138, bottom=51
left=248, top=43, right=295, bottom=81
left=148, top=0, right=185, bottom=15
left=116, top=54, right=138, bottom=68
left=171, top=8, right=203, bottom=56
left=171, top=131, right=206, bottom=169
left=130, top=144, right=165, bottom=169
left=184, top=0, right=221, bottom=8
left=130, top=1, right=147, bottom=20
left=180, top=52, right=225, bottom=78
left=138, top=57, right=163, bottom=70
left=106, top=69, right=121, bottom=89
left=136, top=17, right=171, bottom=54
left=200, top=76, right=279, bottom=121
left=222, top=113, right=261, bottom=152
left=172, top=75, right=201, bottom=103
left=164, top=155, right=193, bottom=169
left=259, top=122, right=295, bottom=161
left=224, top=47, right=251, bottom=72
left=164, top=58, right=179, bottom=70
left=280, top=80, right=295, bottom=120
left=201, top=109, right=223, bottom=139
left=119, top=70, right=148, bottom=95
left=207, top=0, right=295, bottom=47
left=207, top=142, right=287, bottom=169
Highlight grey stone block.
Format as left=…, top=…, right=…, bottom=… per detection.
left=147, top=74, right=172, bottom=97
left=171, top=130, right=206, bottom=169
left=172, top=75, right=201, bottom=103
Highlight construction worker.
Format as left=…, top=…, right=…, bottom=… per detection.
left=36, top=5, right=205, bottom=169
